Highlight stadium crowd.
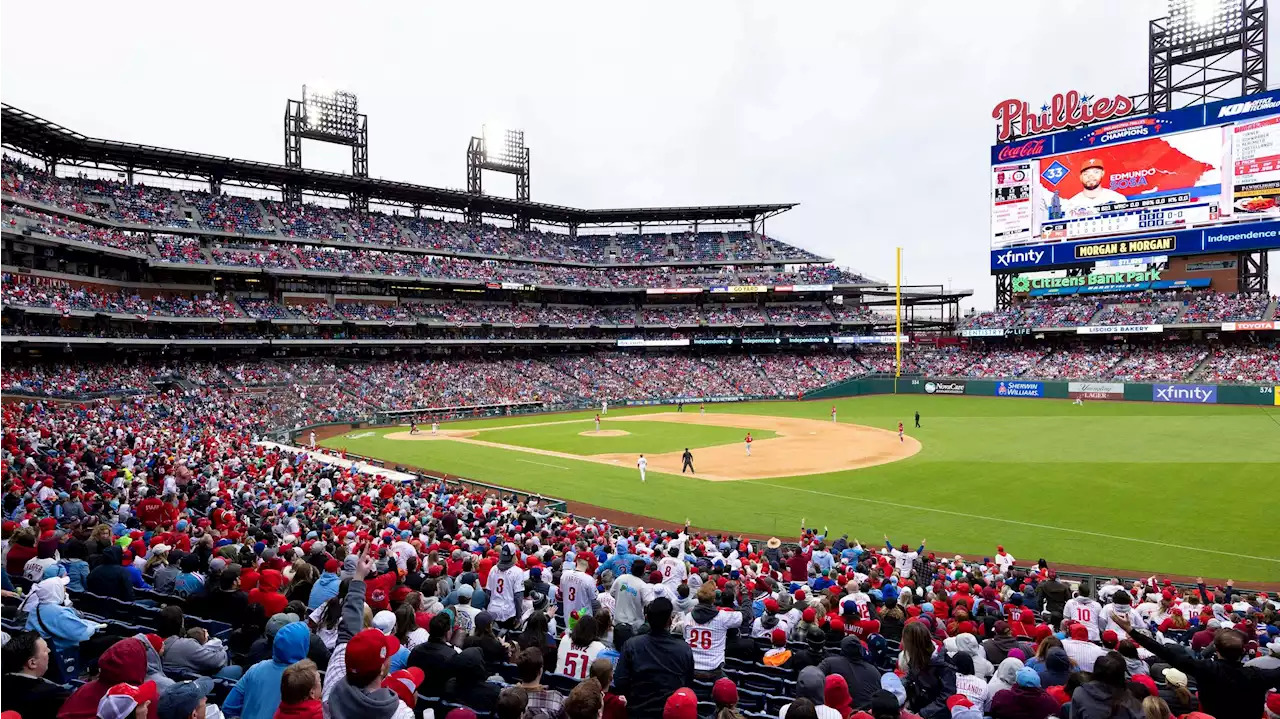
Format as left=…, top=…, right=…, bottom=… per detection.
left=0, top=387, right=1277, bottom=719
left=962, top=293, right=1276, bottom=331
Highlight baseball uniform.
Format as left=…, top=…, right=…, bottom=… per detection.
left=684, top=608, right=744, bottom=671
left=560, top=567, right=600, bottom=621
left=637, top=455, right=647, bottom=482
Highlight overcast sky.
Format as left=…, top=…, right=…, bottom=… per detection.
left=3, top=0, right=1276, bottom=309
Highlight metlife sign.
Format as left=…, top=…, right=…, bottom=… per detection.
left=995, top=381, right=1044, bottom=398
left=1152, top=384, right=1218, bottom=404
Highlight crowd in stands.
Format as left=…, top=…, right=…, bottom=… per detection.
left=1198, top=343, right=1280, bottom=384
left=154, top=236, right=209, bottom=265
left=1024, top=347, right=1125, bottom=381
left=237, top=299, right=290, bottom=321
left=964, top=292, right=1276, bottom=330
left=210, top=246, right=297, bottom=270
left=765, top=306, right=833, bottom=325
left=642, top=307, right=703, bottom=326
left=184, top=193, right=273, bottom=236
left=1, top=276, right=242, bottom=320
left=910, top=350, right=1045, bottom=380
left=703, top=306, right=769, bottom=325
left=5, top=204, right=151, bottom=254
left=1, top=385, right=1276, bottom=719
left=1109, top=346, right=1210, bottom=383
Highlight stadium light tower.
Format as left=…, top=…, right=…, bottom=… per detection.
left=1149, top=0, right=1265, bottom=111
left=466, top=124, right=531, bottom=228
left=284, top=84, right=370, bottom=210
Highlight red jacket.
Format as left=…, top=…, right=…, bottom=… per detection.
left=58, top=640, right=146, bottom=719
left=273, top=700, right=324, bottom=719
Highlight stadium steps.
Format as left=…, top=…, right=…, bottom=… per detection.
left=1186, top=351, right=1216, bottom=382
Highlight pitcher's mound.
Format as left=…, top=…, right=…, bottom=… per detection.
left=579, top=429, right=631, bottom=437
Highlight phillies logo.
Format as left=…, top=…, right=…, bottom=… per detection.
left=993, top=91, right=1135, bottom=141
left=996, top=138, right=1046, bottom=162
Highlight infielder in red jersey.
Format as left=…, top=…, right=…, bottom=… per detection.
left=898, top=422, right=904, bottom=442
left=831, top=405, right=837, bottom=422
left=744, top=432, right=753, bottom=456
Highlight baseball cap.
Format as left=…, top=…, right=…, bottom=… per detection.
left=458, top=584, right=474, bottom=599
left=156, top=678, right=213, bottom=719
left=771, top=628, right=787, bottom=647
left=712, top=678, right=738, bottom=706
left=1016, top=667, right=1041, bottom=688
left=97, top=682, right=159, bottom=719
left=663, top=688, right=698, bottom=719
left=763, top=598, right=780, bottom=613
left=1082, top=158, right=1105, bottom=172
left=373, top=610, right=397, bottom=635
left=382, top=667, right=425, bottom=707
left=346, top=628, right=401, bottom=675
left=475, top=611, right=494, bottom=630
left=946, top=696, right=974, bottom=711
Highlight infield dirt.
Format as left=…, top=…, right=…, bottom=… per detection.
left=386, top=412, right=919, bottom=481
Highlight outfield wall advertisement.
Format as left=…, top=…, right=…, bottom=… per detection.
left=996, top=381, right=1044, bottom=398
left=1151, top=384, right=1218, bottom=403
left=1068, top=382, right=1125, bottom=400
left=990, top=89, right=1280, bottom=271
left=924, top=381, right=967, bottom=395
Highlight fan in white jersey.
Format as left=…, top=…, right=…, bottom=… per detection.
left=657, top=546, right=688, bottom=591
left=1062, top=584, right=1104, bottom=641
left=683, top=582, right=745, bottom=672
left=555, top=614, right=607, bottom=679
left=560, top=558, right=601, bottom=622
left=485, top=545, right=525, bottom=625
left=1098, top=592, right=1145, bottom=640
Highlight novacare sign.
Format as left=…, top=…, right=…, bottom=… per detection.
left=1152, top=384, right=1217, bottom=404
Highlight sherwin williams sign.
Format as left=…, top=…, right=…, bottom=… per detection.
left=1152, top=384, right=1218, bottom=403
left=996, top=381, right=1044, bottom=398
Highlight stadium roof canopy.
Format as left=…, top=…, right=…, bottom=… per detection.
left=1, top=104, right=797, bottom=228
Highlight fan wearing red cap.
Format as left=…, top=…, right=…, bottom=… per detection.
left=762, top=628, right=793, bottom=667
left=96, top=682, right=158, bottom=719
left=663, top=688, right=698, bottom=719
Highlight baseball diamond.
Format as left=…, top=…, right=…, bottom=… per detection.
left=323, top=395, right=1279, bottom=581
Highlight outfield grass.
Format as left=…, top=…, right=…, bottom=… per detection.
left=478, top=420, right=775, bottom=455
left=321, top=396, right=1280, bottom=581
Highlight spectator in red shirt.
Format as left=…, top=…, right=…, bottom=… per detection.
left=248, top=569, right=288, bottom=617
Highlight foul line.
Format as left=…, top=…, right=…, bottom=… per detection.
left=516, top=458, right=569, bottom=470
left=752, top=482, right=1279, bottom=564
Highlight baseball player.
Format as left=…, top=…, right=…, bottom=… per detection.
left=898, top=422, right=904, bottom=443
left=915, top=411, right=921, bottom=428
left=1074, top=397, right=1084, bottom=406
left=602, top=399, right=608, bottom=415
left=1061, top=158, right=1127, bottom=217
left=308, top=430, right=316, bottom=449
left=681, top=448, right=695, bottom=474
left=699, top=403, right=705, bottom=415
left=637, top=454, right=647, bottom=482
left=744, top=432, right=753, bottom=456
left=831, top=405, right=838, bottom=422
left=595, top=414, right=601, bottom=432
left=431, top=420, right=439, bottom=435
left=409, top=419, right=419, bottom=435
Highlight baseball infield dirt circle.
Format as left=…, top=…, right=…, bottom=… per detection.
left=579, top=429, right=631, bottom=437
left=385, top=412, right=919, bottom=481
left=595, top=413, right=920, bottom=481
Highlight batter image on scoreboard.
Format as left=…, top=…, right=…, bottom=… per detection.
left=1059, top=159, right=1127, bottom=217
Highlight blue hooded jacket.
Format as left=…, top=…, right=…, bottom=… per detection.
left=223, top=621, right=310, bottom=719
left=308, top=571, right=340, bottom=610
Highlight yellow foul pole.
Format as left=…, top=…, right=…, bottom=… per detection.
left=895, top=247, right=902, bottom=392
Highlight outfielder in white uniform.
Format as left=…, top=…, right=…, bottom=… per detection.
left=637, top=454, right=647, bottom=482
left=431, top=421, right=439, bottom=435
left=308, top=431, right=316, bottom=449
left=602, top=400, right=608, bottom=415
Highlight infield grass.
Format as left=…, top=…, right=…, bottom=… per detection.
left=479, top=420, right=775, bottom=455
left=321, top=395, right=1280, bottom=581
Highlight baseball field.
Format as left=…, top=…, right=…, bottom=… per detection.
left=320, top=395, right=1280, bottom=582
